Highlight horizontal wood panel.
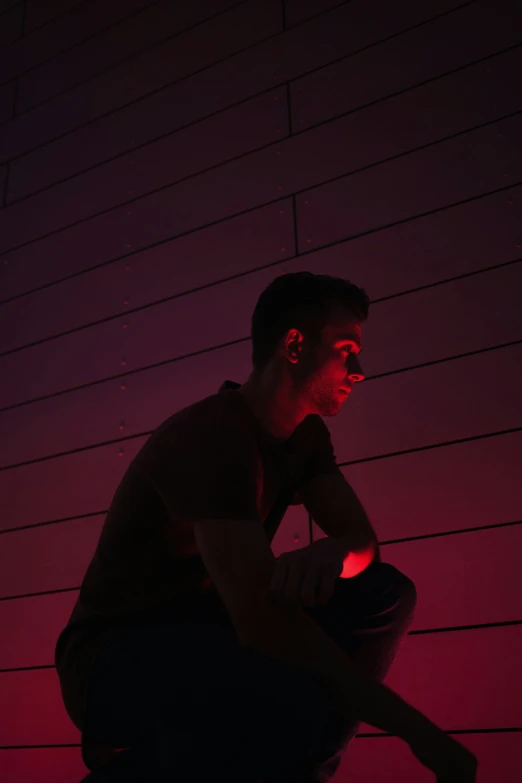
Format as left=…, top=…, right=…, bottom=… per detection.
left=4, top=43, right=521, bottom=260
left=382, top=525, right=522, bottom=629
left=0, top=0, right=343, bottom=115
left=0, top=591, right=80, bottom=669
left=1, top=0, right=174, bottom=87
left=1, top=111, right=519, bottom=336
left=3, top=28, right=520, bottom=298
left=17, top=1, right=242, bottom=113
left=1, top=519, right=521, bottom=669
left=10, top=0, right=516, bottom=202
left=0, top=0, right=466, bottom=165
left=0, top=166, right=519, bottom=302
left=292, top=2, right=522, bottom=133
left=23, top=0, right=91, bottom=35
left=1, top=625, right=520, bottom=746
left=1, top=745, right=89, bottom=783
left=284, top=0, right=344, bottom=28
left=0, top=0, right=281, bottom=163
left=1, top=731, right=520, bottom=783
left=0, top=195, right=295, bottom=348
left=0, top=0, right=22, bottom=45
left=342, top=429, right=522, bottom=543
left=0, top=435, right=146, bottom=533
left=2, top=83, right=290, bottom=249
left=296, top=112, right=522, bottom=252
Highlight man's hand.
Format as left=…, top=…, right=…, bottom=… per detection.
left=267, top=537, right=349, bottom=609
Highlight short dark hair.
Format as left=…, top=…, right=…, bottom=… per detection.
left=250, top=271, right=370, bottom=370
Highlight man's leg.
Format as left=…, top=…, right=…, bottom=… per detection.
left=78, top=618, right=339, bottom=783
left=304, top=560, right=418, bottom=782
left=78, top=561, right=416, bottom=783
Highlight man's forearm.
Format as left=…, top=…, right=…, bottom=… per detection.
left=319, top=534, right=381, bottom=576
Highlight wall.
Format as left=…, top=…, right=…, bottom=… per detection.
left=0, top=0, right=521, bottom=781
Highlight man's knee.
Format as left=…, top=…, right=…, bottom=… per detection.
left=352, top=560, right=417, bottom=614
left=375, top=561, right=418, bottom=616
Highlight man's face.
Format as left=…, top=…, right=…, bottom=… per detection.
left=289, top=304, right=365, bottom=417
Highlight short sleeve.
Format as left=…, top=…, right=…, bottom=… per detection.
left=146, top=424, right=261, bottom=522
left=297, top=416, right=343, bottom=487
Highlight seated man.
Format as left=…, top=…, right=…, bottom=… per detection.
left=55, top=271, right=476, bottom=782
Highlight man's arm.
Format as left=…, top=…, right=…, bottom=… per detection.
left=298, top=472, right=381, bottom=570
left=193, top=516, right=450, bottom=770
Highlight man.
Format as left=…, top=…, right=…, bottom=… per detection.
left=55, top=271, right=477, bottom=782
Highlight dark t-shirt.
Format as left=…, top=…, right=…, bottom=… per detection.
left=54, top=381, right=342, bottom=731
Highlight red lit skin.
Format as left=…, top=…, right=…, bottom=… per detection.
left=239, top=302, right=365, bottom=443
left=268, top=536, right=375, bottom=609
left=340, top=545, right=375, bottom=578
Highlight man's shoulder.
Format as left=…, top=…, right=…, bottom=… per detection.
left=134, top=387, right=253, bottom=469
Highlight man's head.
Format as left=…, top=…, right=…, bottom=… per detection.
left=241, top=272, right=369, bottom=435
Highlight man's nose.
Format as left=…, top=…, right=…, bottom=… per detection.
left=348, top=357, right=364, bottom=382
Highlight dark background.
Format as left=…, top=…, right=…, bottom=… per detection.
left=0, top=1, right=521, bottom=780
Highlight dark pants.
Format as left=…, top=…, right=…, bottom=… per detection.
left=79, top=561, right=417, bottom=782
